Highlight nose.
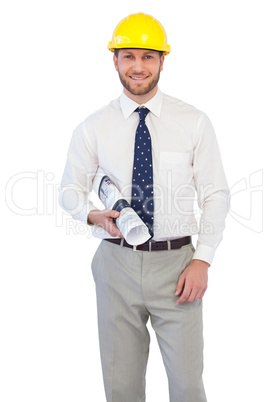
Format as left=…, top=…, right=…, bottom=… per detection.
left=132, top=56, right=144, bottom=72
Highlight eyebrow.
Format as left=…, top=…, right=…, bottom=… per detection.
left=121, top=49, right=157, bottom=55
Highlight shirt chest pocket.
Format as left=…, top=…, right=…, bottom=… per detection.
left=159, top=151, right=191, bottom=190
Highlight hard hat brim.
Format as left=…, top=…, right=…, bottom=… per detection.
left=108, top=41, right=171, bottom=55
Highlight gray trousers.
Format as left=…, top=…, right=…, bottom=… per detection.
left=91, top=240, right=207, bottom=402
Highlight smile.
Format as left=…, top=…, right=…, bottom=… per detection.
left=129, top=76, right=149, bottom=81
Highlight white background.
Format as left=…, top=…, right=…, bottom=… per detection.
left=1, top=0, right=267, bottom=401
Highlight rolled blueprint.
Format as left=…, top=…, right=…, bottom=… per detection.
left=92, top=168, right=151, bottom=246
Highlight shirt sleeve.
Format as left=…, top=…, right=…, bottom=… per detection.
left=192, top=113, right=229, bottom=265
left=58, top=121, right=99, bottom=224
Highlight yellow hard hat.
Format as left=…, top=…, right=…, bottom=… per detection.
left=108, top=13, right=171, bottom=55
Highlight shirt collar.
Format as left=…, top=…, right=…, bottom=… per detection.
left=120, top=89, right=163, bottom=119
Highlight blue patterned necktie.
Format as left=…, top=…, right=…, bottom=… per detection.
left=131, top=107, right=154, bottom=238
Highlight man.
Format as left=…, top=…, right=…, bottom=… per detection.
left=59, top=12, right=229, bottom=402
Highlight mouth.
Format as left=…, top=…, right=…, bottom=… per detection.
left=129, top=75, right=149, bottom=81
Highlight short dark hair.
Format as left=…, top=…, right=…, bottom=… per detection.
left=113, top=48, right=120, bottom=58
left=113, top=48, right=163, bottom=58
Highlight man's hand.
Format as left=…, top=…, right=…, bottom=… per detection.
left=87, top=209, right=123, bottom=238
left=175, top=259, right=209, bottom=304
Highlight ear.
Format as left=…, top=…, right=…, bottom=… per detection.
left=113, top=54, right=119, bottom=71
left=160, top=54, right=165, bottom=72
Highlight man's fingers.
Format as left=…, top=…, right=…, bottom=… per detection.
left=177, top=283, right=207, bottom=304
left=106, top=209, right=120, bottom=219
left=175, top=274, right=185, bottom=297
left=176, top=275, right=192, bottom=304
left=88, top=209, right=123, bottom=238
left=105, top=210, right=123, bottom=238
left=106, top=220, right=123, bottom=237
left=174, top=260, right=209, bottom=304
left=176, top=279, right=193, bottom=304
left=176, top=286, right=191, bottom=304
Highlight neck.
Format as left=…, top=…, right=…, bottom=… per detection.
left=123, top=85, right=158, bottom=105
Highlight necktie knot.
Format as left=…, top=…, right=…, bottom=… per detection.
left=136, top=107, right=150, bottom=121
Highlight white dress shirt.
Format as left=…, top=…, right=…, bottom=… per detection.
left=59, top=89, right=229, bottom=264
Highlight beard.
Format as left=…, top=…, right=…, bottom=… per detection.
left=117, top=68, right=161, bottom=96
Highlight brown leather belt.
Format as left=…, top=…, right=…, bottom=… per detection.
left=104, top=236, right=191, bottom=252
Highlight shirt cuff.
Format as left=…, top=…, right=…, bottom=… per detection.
left=192, top=244, right=215, bottom=266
